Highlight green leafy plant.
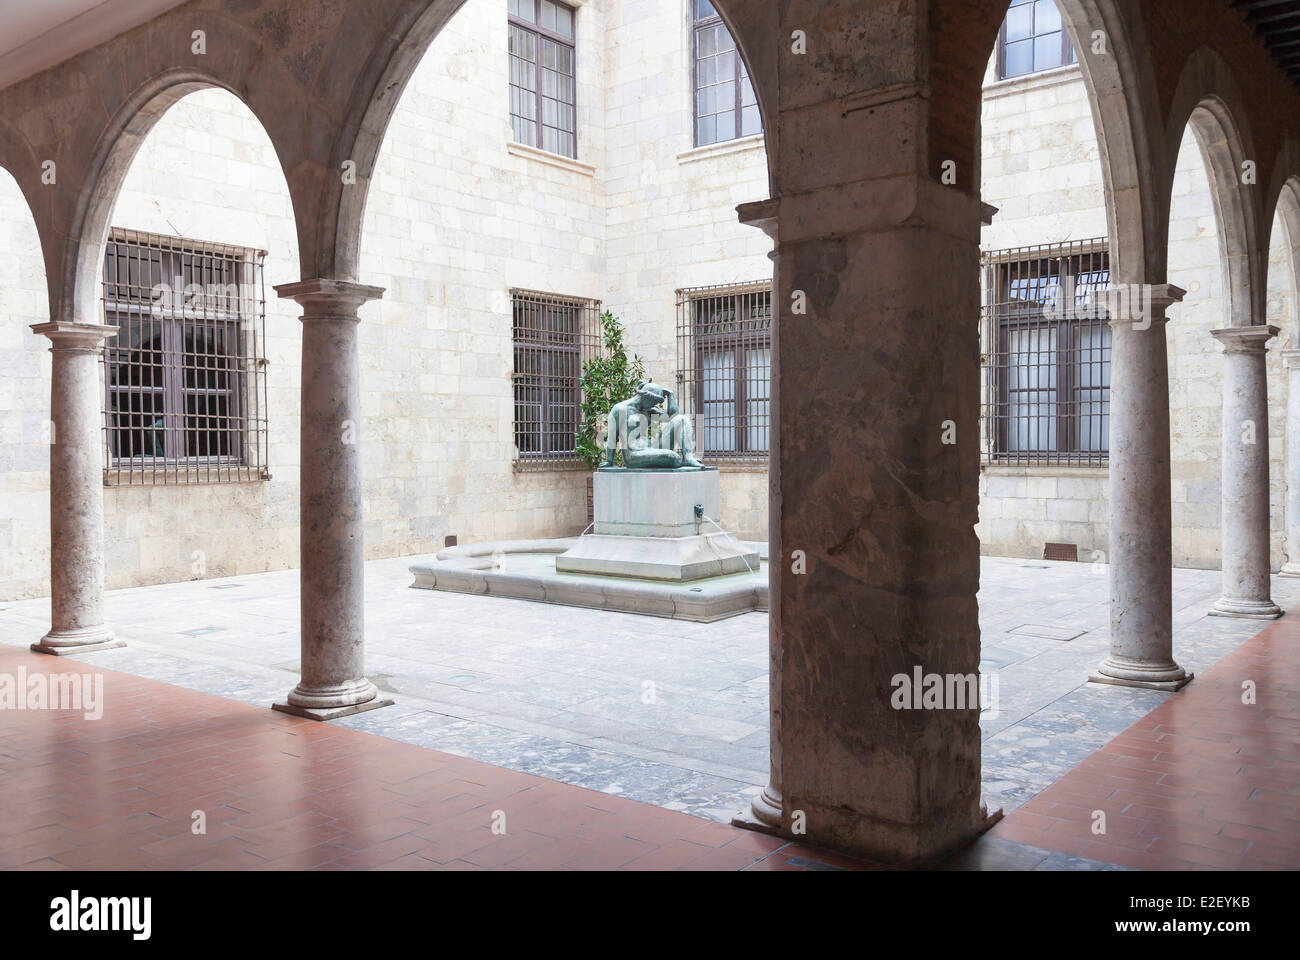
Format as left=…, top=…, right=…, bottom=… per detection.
left=576, top=310, right=646, bottom=469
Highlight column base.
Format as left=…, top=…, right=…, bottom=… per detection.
left=1090, top=654, right=1192, bottom=691
left=1279, top=562, right=1300, bottom=578
left=1209, top=598, right=1283, bottom=620
left=31, top=625, right=124, bottom=656
left=272, top=697, right=395, bottom=722
left=730, top=782, right=783, bottom=835
left=272, top=677, right=393, bottom=721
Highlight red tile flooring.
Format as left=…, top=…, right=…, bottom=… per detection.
left=989, top=614, right=1300, bottom=870
left=2, top=610, right=1296, bottom=871
left=0, top=645, right=864, bottom=871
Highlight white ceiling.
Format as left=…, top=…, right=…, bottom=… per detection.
left=0, top=0, right=190, bottom=91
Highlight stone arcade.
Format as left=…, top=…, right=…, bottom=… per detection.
left=3, top=0, right=1300, bottom=869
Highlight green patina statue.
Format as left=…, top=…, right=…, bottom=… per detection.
left=603, top=379, right=704, bottom=470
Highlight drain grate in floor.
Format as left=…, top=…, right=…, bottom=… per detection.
left=1008, top=624, right=1086, bottom=642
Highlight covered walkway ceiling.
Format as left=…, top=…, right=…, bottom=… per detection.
left=1235, top=0, right=1300, bottom=85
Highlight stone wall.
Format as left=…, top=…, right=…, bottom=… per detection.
left=0, top=0, right=775, bottom=597
left=600, top=0, right=773, bottom=539
left=975, top=55, right=1293, bottom=571
left=976, top=59, right=1111, bottom=562
left=0, top=169, right=49, bottom=599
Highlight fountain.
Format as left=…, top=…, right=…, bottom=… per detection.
left=409, top=380, right=765, bottom=621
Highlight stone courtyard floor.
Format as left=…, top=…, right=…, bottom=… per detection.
left=2, top=554, right=1297, bottom=828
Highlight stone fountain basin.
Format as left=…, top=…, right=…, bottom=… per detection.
left=409, top=538, right=768, bottom=622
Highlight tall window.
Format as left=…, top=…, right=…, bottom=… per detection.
left=512, top=290, right=600, bottom=470
left=676, top=282, right=772, bottom=461
left=509, top=0, right=577, bottom=158
left=981, top=241, right=1111, bottom=465
left=101, top=229, right=268, bottom=484
left=997, top=0, right=1076, bottom=80
left=692, top=0, right=761, bottom=146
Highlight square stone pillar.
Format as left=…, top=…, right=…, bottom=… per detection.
left=272, top=279, right=394, bottom=720
left=30, top=322, right=125, bottom=656
left=754, top=180, right=991, bottom=864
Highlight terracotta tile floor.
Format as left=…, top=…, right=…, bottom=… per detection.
left=3, top=610, right=1296, bottom=871
left=988, top=614, right=1300, bottom=870
left=0, top=645, right=865, bottom=871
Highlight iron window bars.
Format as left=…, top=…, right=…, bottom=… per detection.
left=997, top=0, right=1077, bottom=80
left=512, top=289, right=601, bottom=471
left=981, top=238, right=1111, bottom=466
left=692, top=0, right=761, bottom=147
left=676, top=281, right=772, bottom=463
left=508, top=0, right=578, bottom=159
left=101, top=228, right=269, bottom=484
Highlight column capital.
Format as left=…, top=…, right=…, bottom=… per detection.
left=1211, top=324, right=1279, bottom=354
left=274, top=278, right=385, bottom=318
left=1102, top=284, right=1185, bottom=330
left=737, top=197, right=779, bottom=241
left=30, top=321, right=117, bottom=353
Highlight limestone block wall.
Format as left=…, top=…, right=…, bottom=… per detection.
left=976, top=60, right=1111, bottom=561
left=596, top=0, right=773, bottom=541
left=0, top=170, right=51, bottom=599
left=101, top=90, right=304, bottom=589
left=0, top=0, right=779, bottom=597
left=355, top=0, right=609, bottom=554
left=974, top=56, right=1290, bottom=572
left=1167, top=124, right=1292, bottom=570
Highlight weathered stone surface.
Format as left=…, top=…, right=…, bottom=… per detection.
left=409, top=539, right=767, bottom=622
left=1209, top=326, right=1282, bottom=619
left=555, top=531, right=758, bottom=581
left=593, top=468, right=723, bottom=538
left=29, top=322, right=123, bottom=656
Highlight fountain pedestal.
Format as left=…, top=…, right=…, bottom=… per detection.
left=556, top=468, right=759, bottom=582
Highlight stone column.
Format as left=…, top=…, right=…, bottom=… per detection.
left=30, top=322, right=125, bottom=656
left=1091, top=285, right=1191, bottom=690
left=272, top=279, right=393, bottom=720
left=1281, top=349, right=1300, bottom=577
left=733, top=199, right=782, bottom=832
left=1209, top=325, right=1282, bottom=618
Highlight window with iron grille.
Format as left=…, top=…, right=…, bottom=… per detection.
left=101, top=228, right=269, bottom=484
left=692, top=0, right=761, bottom=146
left=676, top=281, right=772, bottom=462
left=997, top=0, right=1076, bottom=80
left=981, top=240, right=1111, bottom=466
left=512, top=290, right=600, bottom=470
left=509, top=0, right=577, bottom=159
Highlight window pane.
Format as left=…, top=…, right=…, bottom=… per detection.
left=697, top=114, right=716, bottom=146
left=511, top=0, right=536, bottom=23
left=1003, top=39, right=1033, bottom=78
left=696, top=0, right=718, bottom=21
left=702, top=349, right=735, bottom=453
left=1006, top=326, right=1058, bottom=452
left=555, top=4, right=573, bottom=37
left=745, top=346, right=770, bottom=452
left=1005, top=4, right=1034, bottom=42
left=540, top=0, right=557, bottom=32
left=1034, top=32, right=1064, bottom=71
left=1035, top=0, right=1063, bottom=34
left=713, top=110, right=735, bottom=142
